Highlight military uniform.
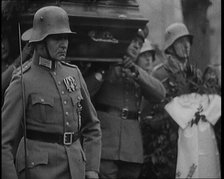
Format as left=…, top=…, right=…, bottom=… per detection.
left=149, top=54, right=204, bottom=178
left=2, top=60, right=32, bottom=102
left=140, top=57, right=175, bottom=119
left=85, top=64, right=165, bottom=178
left=1, top=57, right=101, bottom=179
left=1, top=63, right=14, bottom=103
left=152, top=55, right=179, bottom=84
left=152, top=55, right=202, bottom=87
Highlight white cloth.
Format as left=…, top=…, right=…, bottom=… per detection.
left=165, top=93, right=221, bottom=178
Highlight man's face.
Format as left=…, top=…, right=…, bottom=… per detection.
left=46, top=34, right=69, bottom=61
left=137, top=51, right=154, bottom=73
left=126, top=36, right=144, bottom=62
left=1, top=35, right=10, bottom=61
left=173, top=36, right=191, bottom=60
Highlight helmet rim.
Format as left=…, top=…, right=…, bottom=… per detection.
left=28, top=6, right=76, bottom=43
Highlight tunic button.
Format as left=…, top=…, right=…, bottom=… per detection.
left=61, top=91, right=65, bottom=94
left=58, top=81, right=61, bottom=85
left=64, top=101, right=67, bottom=105
left=31, top=162, right=34, bottom=166
left=53, top=72, right=56, bottom=75
left=65, top=112, right=69, bottom=116
left=41, top=99, right=44, bottom=102
left=66, top=122, right=69, bottom=126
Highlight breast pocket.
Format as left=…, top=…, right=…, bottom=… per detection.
left=30, top=94, right=55, bottom=123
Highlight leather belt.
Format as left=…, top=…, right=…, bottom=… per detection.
left=27, top=129, right=80, bottom=146
left=95, top=103, right=141, bottom=120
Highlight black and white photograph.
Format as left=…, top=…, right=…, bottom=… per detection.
left=1, top=0, right=221, bottom=179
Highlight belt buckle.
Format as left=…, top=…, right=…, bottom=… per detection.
left=63, top=132, right=74, bottom=145
left=121, top=108, right=128, bottom=119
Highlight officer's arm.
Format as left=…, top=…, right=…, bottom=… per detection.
left=2, top=74, right=24, bottom=179
left=135, top=66, right=166, bottom=101
left=77, top=68, right=102, bottom=175
left=1, top=65, right=15, bottom=98
left=1, top=60, right=32, bottom=100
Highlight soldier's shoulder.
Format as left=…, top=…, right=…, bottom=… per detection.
left=61, top=61, right=78, bottom=69
left=13, top=60, right=32, bottom=76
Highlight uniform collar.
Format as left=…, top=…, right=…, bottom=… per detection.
left=33, top=56, right=57, bottom=70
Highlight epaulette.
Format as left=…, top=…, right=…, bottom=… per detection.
left=13, top=60, right=32, bottom=76
left=153, top=63, right=164, bottom=72
left=61, top=61, right=78, bottom=68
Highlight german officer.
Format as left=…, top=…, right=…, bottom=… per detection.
left=152, top=22, right=201, bottom=83
left=136, top=39, right=156, bottom=74
left=85, top=29, right=166, bottom=179
left=136, top=39, right=158, bottom=119
left=2, top=6, right=101, bottom=179
left=149, top=23, right=202, bottom=179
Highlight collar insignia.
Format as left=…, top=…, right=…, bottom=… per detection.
left=39, top=57, right=53, bottom=69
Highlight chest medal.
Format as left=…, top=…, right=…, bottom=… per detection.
left=63, top=76, right=77, bottom=92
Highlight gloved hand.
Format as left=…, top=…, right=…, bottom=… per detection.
left=123, top=55, right=135, bottom=69
left=122, top=55, right=139, bottom=79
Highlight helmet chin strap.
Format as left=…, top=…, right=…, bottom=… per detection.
left=42, top=40, right=56, bottom=69
left=44, top=40, right=53, bottom=60
left=173, top=46, right=189, bottom=64
left=168, top=46, right=189, bottom=70
left=43, top=39, right=59, bottom=62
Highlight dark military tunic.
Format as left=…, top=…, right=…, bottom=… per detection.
left=152, top=55, right=181, bottom=84
left=86, top=64, right=165, bottom=164
left=1, top=57, right=101, bottom=179
left=152, top=55, right=202, bottom=88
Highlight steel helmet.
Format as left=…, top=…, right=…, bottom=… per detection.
left=140, top=39, right=155, bottom=54
left=22, top=28, right=32, bottom=41
left=28, top=6, right=76, bottom=43
left=164, top=22, right=193, bottom=53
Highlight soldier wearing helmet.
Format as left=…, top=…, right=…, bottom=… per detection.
left=136, top=39, right=155, bottom=74
left=149, top=23, right=203, bottom=179
left=152, top=22, right=201, bottom=83
left=84, top=27, right=165, bottom=178
left=1, top=27, right=33, bottom=106
left=2, top=6, right=101, bottom=179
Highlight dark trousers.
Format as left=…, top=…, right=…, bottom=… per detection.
left=100, top=159, right=142, bottom=179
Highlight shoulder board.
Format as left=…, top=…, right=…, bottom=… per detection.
left=13, top=60, right=31, bottom=75
left=61, top=61, right=78, bottom=68
left=153, top=63, right=164, bottom=71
